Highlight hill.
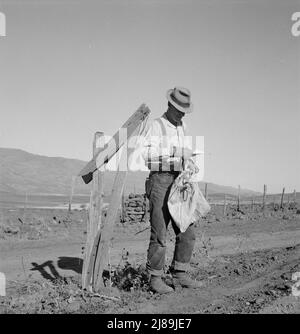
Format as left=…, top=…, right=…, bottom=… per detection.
left=0, top=147, right=260, bottom=198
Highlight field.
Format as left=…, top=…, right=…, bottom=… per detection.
left=0, top=199, right=299, bottom=314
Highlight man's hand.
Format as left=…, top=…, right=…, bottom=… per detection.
left=172, top=146, right=193, bottom=159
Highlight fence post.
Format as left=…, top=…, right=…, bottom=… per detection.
left=237, top=185, right=240, bottom=211
left=251, top=197, right=254, bottom=211
left=79, top=105, right=150, bottom=292
left=223, top=194, right=227, bottom=216
left=93, top=123, right=145, bottom=292
left=23, top=191, right=28, bottom=223
left=204, top=183, right=208, bottom=199
left=92, top=132, right=105, bottom=235
left=68, top=176, right=76, bottom=212
left=293, top=189, right=297, bottom=203
left=280, top=187, right=285, bottom=209
left=82, top=131, right=104, bottom=290
left=262, top=184, right=267, bottom=211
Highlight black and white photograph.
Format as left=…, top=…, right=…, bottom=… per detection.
left=0, top=0, right=299, bottom=319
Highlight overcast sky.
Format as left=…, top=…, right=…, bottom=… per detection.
left=0, top=0, right=299, bottom=193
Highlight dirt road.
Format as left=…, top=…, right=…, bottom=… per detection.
left=0, top=207, right=299, bottom=314
left=1, top=228, right=300, bottom=283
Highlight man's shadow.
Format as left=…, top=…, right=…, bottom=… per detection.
left=30, top=257, right=83, bottom=281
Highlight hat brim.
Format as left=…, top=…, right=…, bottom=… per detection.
left=166, top=89, right=193, bottom=114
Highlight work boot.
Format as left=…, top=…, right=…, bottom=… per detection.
left=172, top=271, right=205, bottom=289
left=150, top=276, right=174, bottom=294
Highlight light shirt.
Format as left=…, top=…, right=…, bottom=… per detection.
left=141, top=113, right=191, bottom=172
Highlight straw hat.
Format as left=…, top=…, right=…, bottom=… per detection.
left=166, top=86, right=193, bottom=113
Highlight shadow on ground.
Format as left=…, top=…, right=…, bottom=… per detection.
left=30, top=257, right=83, bottom=281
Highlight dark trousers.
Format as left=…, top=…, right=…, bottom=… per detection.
left=146, top=172, right=196, bottom=276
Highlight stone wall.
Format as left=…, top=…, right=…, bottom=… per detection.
left=121, top=193, right=149, bottom=223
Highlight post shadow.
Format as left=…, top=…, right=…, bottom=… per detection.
left=31, top=260, right=62, bottom=281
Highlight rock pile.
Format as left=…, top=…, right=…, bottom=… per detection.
left=121, top=193, right=149, bottom=224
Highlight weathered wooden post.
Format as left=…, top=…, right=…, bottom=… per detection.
left=82, top=132, right=105, bottom=290
left=280, top=187, right=285, bottom=209
left=293, top=189, right=297, bottom=203
left=93, top=117, right=149, bottom=292
left=68, top=176, right=76, bottom=212
left=91, top=132, right=105, bottom=236
left=251, top=197, right=254, bottom=211
left=262, top=184, right=267, bottom=211
left=237, top=185, right=240, bottom=211
left=78, top=104, right=150, bottom=293
left=204, top=183, right=208, bottom=199
left=23, top=191, right=28, bottom=223
left=223, top=194, right=227, bottom=216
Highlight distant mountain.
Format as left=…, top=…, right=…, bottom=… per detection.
left=0, top=147, right=260, bottom=197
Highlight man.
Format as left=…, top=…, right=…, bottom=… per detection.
left=142, top=87, right=204, bottom=294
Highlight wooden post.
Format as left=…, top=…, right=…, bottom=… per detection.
left=293, top=189, right=297, bottom=203
left=280, top=187, right=285, bottom=209
left=251, top=197, right=254, bottom=211
left=23, top=191, right=28, bottom=223
left=93, top=121, right=146, bottom=292
left=93, top=169, right=128, bottom=291
left=262, top=184, right=267, bottom=211
left=273, top=196, right=276, bottom=210
left=82, top=132, right=105, bottom=290
left=237, top=185, right=240, bottom=211
left=68, top=176, right=76, bottom=212
left=92, top=132, right=105, bottom=236
left=204, top=183, right=208, bottom=199
left=80, top=105, right=150, bottom=292
left=223, top=194, right=227, bottom=216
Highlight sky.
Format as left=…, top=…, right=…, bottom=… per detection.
left=0, top=0, right=299, bottom=193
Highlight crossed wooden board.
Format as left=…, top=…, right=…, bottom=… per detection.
left=79, top=104, right=150, bottom=184
left=79, top=104, right=150, bottom=291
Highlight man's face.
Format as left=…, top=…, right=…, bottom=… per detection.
left=167, top=104, right=185, bottom=124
